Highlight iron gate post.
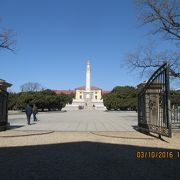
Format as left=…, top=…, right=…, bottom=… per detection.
left=165, top=64, right=172, bottom=137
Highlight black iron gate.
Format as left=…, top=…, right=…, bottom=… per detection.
left=138, top=63, right=172, bottom=137
left=0, top=88, right=8, bottom=129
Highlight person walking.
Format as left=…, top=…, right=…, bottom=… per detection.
left=32, top=104, right=38, bottom=121
left=25, top=104, right=33, bottom=125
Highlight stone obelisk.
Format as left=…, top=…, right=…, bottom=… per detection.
left=86, top=61, right=91, bottom=91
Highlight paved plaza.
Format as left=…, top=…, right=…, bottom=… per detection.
left=8, top=110, right=137, bottom=131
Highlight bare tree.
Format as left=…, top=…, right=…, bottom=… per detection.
left=20, top=82, right=43, bottom=92
left=0, top=18, right=16, bottom=52
left=125, top=0, right=180, bottom=78
left=137, top=0, right=180, bottom=41
left=126, top=44, right=180, bottom=77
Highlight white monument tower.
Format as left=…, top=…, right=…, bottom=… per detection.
left=86, top=61, right=91, bottom=92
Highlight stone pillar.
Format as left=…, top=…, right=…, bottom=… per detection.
left=86, top=61, right=91, bottom=91
left=137, top=80, right=163, bottom=127
left=0, top=79, right=12, bottom=131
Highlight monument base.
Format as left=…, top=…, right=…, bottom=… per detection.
left=62, top=99, right=106, bottom=111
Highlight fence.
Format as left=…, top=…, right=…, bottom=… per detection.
left=171, top=105, right=180, bottom=128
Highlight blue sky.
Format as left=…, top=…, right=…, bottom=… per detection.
left=0, top=0, right=177, bottom=92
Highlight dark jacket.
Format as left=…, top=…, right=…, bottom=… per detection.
left=25, top=105, right=33, bottom=116
left=33, top=105, right=38, bottom=114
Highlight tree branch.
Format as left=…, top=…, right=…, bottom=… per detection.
left=138, top=0, right=180, bottom=40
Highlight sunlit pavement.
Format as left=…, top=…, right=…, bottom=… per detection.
left=8, top=110, right=137, bottom=131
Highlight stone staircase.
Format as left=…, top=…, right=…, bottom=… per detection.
left=85, top=100, right=94, bottom=110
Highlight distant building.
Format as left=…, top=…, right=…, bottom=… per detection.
left=53, top=90, right=75, bottom=95
left=74, top=86, right=102, bottom=101
left=53, top=89, right=110, bottom=95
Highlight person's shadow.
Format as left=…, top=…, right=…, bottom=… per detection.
left=8, top=125, right=24, bottom=130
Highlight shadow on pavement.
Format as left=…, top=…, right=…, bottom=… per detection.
left=8, top=122, right=37, bottom=130
left=8, top=125, right=25, bottom=130
left=29, top=123, right=37, bottom=125
left=0, top=141, right=179, bottom=180
left=132, top=125, right=166, bottom=141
